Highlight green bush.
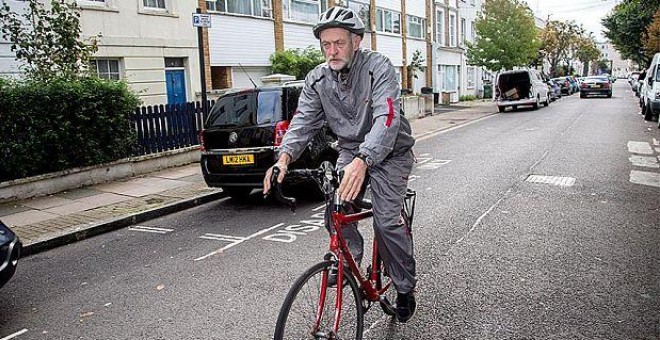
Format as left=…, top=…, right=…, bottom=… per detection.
left=459, top=94, right=477, bottom=101
left=0, top=77, right=140, bottom=182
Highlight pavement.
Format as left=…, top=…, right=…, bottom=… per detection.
left=0, top=99, right=498, bottom=256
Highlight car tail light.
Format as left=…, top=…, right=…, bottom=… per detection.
left=274, top=120, right=290, bottom=146
left=198, top=129, right=206, bottom=151
left=581, top=82, right=587, bottom=88
left=603, top=82, right=610, bottom=89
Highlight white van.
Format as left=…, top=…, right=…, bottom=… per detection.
left=494, top=69, right=551, bottom=112
left=641, top=53, right=660, bottom=122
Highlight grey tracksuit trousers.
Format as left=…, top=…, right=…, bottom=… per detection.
left=336, top=150, right=416, bottom=294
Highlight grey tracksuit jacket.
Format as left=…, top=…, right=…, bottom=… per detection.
left=278, top=48, right=417, bottom=294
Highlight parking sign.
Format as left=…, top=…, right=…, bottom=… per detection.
left=192, top=13, right=211, bottom=28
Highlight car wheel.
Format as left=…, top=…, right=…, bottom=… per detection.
left=532, top=97, right=539, bottom=110
left=644, top=104, right=655, bottom=121
left=580, top=93, right=586, bottom=99
left=543, top=96, right=550, bottom=107
left=498, top=106, right=506, bottom=113
left=607, top=92, right=612, bottom=98
left=222, top=187, right=254, bottom=199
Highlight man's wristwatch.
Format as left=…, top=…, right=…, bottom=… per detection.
left=355, top=152, right=374, bottom=167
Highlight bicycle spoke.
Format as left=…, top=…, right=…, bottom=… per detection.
left=274, top=261, right=364, bottom=339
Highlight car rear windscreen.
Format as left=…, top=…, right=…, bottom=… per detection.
left=207, top=90, right=282, bottom=128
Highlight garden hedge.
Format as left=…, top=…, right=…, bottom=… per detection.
left=0, top=77, right=140, bottom=182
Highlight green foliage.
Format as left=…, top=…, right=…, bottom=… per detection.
left=0, top=0, right=98, bottom=81
left=602, top=0, right=660, bottom=66
left=405, top=49, right=425, bottom=89
left=459, top=95, right=477, bottom=101
left=0, top=78, right=140, bottom=182
left=642, top=9, right=660, bottom=57
left=269, top=46, right=325, bottom=80
left=540, top=20, right=599, bottom=77
left=466, top=0, right=540, bottom=71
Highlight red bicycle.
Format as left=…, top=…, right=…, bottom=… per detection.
left=269, top=161, right=416, bottom=340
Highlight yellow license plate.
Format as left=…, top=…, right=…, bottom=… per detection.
left=592, top=85, right=600, bottom=88
left=222, top=154, right=255, bottom=165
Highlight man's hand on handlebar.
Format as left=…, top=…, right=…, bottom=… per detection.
left=263, top=153, right=291, bottom=195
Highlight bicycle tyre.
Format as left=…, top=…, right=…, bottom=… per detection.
left=274, top=260, right=364, bottom=340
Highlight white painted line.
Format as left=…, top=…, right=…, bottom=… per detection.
left=409, top=175, right=421, bottom=183
left=199, top=234, right=247, bottom=242
left=447, top=188, right=512, bottom=255
left=630, top=170, right=660, bottom=188
left=416, top=157, right=432, bottom=165
left=526, top=175, right=576, bottom=187
left=627, top=141, right=654, bottom=155
left=127, top=226, right=173, bottom=234
left=629, top=155, right=660, bottom=168
left=653, top=138, right=659, bottom=146
left=312, top=204, right=326, bottom=212
left=416, top=114, right=496, bottom=142
left=1, top=329, right=28, bottom=340
left=194, top=223, right=285, bottom=261
left=417, top=159, right=452, bottom=170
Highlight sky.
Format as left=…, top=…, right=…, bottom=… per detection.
left=521, top=0, right=621, bottom=41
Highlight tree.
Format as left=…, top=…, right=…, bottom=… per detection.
left=405, top=50, right=425, bottom=91
left=0, top=0, right=98, bottom=81
left=466, top=0, right=540, bottom=71
left=269, top=46, right=325, bottom=80
left=574, top=34, right=601, bottom=76
left=602, top=0, right=660, bottom=66
left=540, top=20, right=582, bottom=76
left=642, top=9, right=660, bottom=57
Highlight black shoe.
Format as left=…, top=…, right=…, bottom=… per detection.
left=396, top=292, right=416, bottom=323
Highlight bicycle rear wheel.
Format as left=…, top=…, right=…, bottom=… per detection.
left=274, top=260, right=364, bottom=340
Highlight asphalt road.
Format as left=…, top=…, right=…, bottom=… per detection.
left=1, top=81, right=659, bottom=340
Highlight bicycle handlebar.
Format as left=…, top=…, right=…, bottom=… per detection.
left=267, top=161, right=339, bottom=212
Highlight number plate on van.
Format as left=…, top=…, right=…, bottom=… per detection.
left=222, top=154, right=255, bottom=165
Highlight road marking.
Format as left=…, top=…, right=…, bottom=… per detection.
left=627, top=141, right=654, bottom=155
left=526, top=175, right=576, bottom=186
left=194, top=223, right=284, bottom=261
left=629, top=155, right=660, bottom=168
left=127, top=226, right=173, bottom=234
left=630, top=170, right=660, bottom=188
left=312, top=204, right=326, bottom=212
left=199, top=234, right=247, bottom=242
left=1, top=329, right=28, bottom=340
left=417, top=159, right=452, bottom=170
left=409, top=174, right=421, bottom=182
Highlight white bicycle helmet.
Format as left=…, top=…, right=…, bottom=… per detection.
left=313, top=6, right=365, bottom=39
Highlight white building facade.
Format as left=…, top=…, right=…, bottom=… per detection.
left=0, top=0, right=201, bottom=106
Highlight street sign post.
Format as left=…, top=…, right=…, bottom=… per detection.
left=194, top=9, right=210, bottom=119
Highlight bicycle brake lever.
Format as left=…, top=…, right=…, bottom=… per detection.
left=269, top=167, right=297, bottom=212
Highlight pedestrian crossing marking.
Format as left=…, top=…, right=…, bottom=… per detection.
left=629, top=170, right=660, bottom=188
left=629, top=155, right=659, bottom=168
left=627, top=141, right=654, bottom=155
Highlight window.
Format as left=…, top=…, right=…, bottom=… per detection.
left=283, top=0, right=324, bottom=23
left=449, top=13, right=456, bottom=47
left=467, top=66, right=475, bottom=88
left=143, top=0, right=165, bottom=9
left=460, top=18, right=466, bottom=45
left=91, top=59, right=121, bottom=80
left=439, top=65, right=457, bottom=91
left=207, top=0, right=271, bottom=17
left=376, top=8, right=401, bottom=34
left=407, top=15, right=426, bottom=39
left=470, top=21, right=475, bottom=41
left=436, top=10, right=444, bottom=45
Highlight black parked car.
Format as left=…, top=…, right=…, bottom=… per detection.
left=199, top=81, right=338, bottom=199
left=0, top=219, right=21, bottom=289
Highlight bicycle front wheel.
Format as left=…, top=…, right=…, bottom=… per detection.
left=274, top=260, right=364, bottom=340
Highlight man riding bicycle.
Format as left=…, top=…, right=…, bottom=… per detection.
left=262, top=6, right=417, bottom=323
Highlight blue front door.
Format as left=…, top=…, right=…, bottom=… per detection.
left=166, top=70, right=186, bottom=106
